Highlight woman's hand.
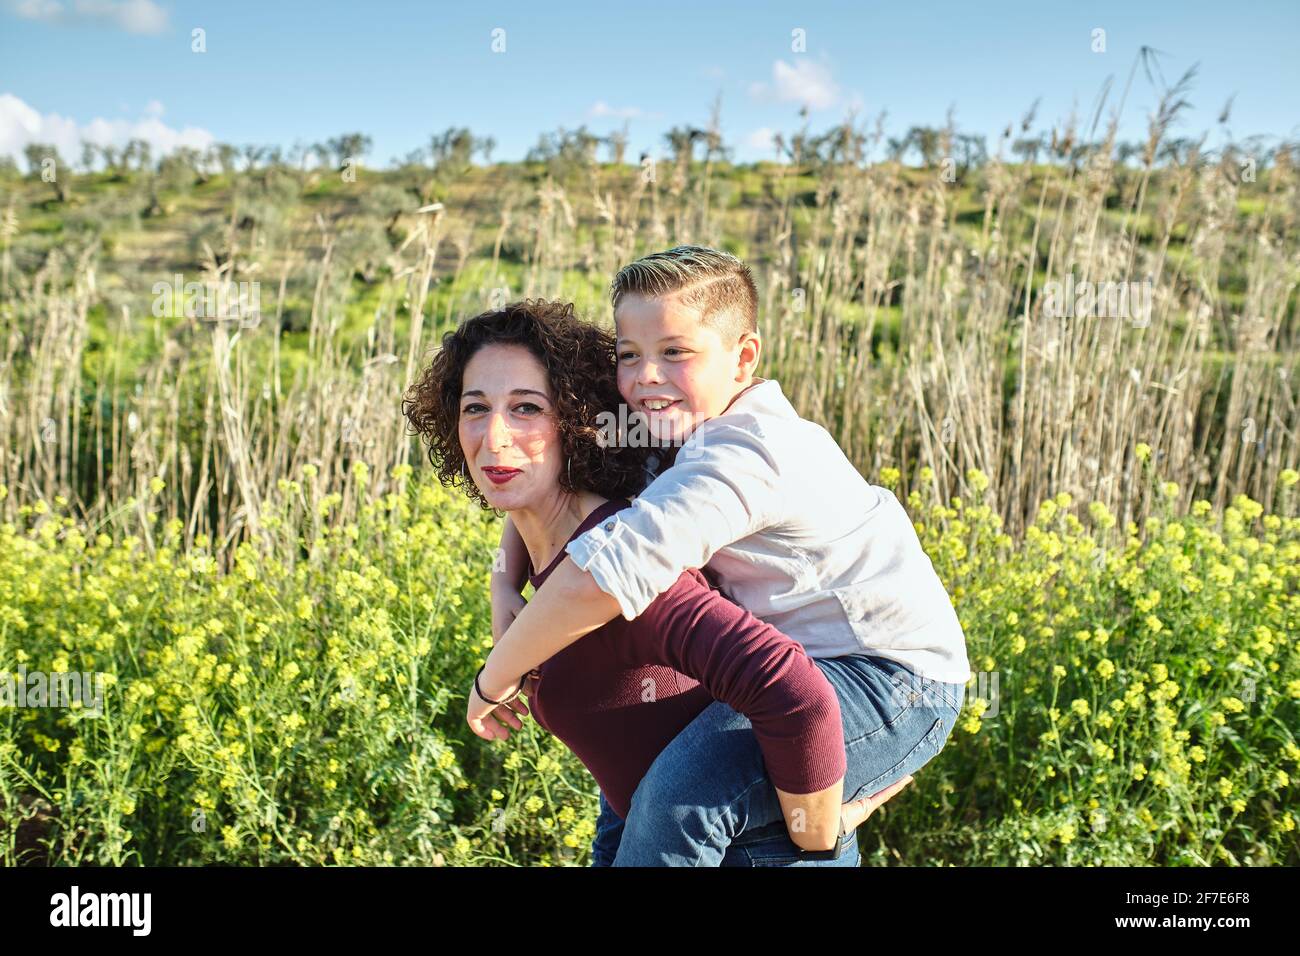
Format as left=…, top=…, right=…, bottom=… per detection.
left=469, top=591, right=535, bottom=740
left=467, top=679, right=529, bottom=742
left=839, top=774, right=914, bottom=832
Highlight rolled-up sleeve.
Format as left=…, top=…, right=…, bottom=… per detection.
left=634, top=569, right=846, bottom=794
left=564, top=422, right=782, bottom=620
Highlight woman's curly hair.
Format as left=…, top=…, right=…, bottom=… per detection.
left=402, top=299, right=649, bottom=511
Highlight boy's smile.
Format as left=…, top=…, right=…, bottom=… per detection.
left=614, top=293, right=761, bottom=443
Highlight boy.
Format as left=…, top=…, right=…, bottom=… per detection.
left=470, top=246, right=970, bottom=865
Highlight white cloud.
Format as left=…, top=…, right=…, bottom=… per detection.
left=749, top=58, right=840, bottom=111
left=12, top=0, right=62, bottom=21
left=0, top=92, right=214, bottom=165
left=7, top=0, right=169, bottom=34
left=588, top=101, right=644, bottom=120
left=744, top=127, right=778, bottom=152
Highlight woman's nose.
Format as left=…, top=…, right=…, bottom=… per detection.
left=485, top=411, right=512, bottom=449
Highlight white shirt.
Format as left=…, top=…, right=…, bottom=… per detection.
left=565, top=378, right=972, bottom=685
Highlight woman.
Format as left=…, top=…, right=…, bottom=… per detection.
left=403, top=299, right=909, bottom=866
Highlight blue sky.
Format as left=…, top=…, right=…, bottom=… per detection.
left=2, top=0, right=1297, bottom=166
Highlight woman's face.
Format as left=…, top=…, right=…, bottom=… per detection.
left=458, top=342, right=563, bottom=512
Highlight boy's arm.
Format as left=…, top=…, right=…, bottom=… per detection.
left=473, top=423, right=783, bottom=708
left=639, top=570, right=847, bottom=850
left=564, top=421, right=784, bottom=619
left=473, top=557, right=622, bottom=726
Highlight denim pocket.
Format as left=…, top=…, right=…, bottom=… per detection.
left=847, top=713, right=947, bottom=804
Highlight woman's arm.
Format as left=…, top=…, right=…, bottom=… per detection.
left=635, top=569, right=848, bottom=852
left=490, top=514, right=530, bottom=641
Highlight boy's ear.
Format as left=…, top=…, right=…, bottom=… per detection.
left=736, top=330, right=761, bottom=381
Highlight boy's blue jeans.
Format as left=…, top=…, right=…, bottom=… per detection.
left=589, top=653, right=965, bottom=867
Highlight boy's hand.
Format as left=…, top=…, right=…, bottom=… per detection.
left=839, top=774, right=913, bottom=833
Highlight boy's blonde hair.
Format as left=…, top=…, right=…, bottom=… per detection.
left=610, top=245, right=758, bottom=345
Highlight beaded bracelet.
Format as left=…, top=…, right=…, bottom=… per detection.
left=474, top=664, right=527, bottom=706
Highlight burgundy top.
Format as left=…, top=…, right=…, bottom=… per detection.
left=525, top=499, right=846, bottom=820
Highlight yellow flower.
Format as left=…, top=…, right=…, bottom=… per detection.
left=1056, top=823, right=1076, bottom=845
left=966, top=468, right=989, bottom=494
left=879, top=467, right=901, bottom=489
left=1088, top=501, right=1116, bottom=529
left=1280, top=468, right=1298, bottom=488
left=1071, top=698, right=1090, bottom=718
left=1096, top=659, right=1115, bottom=680
left=1135, top=442, right=1152, bottom=462
left=1132, top=762, right=1147, bottom=781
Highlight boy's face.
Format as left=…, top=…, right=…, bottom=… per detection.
left=614, top=293, right=758, bottom=443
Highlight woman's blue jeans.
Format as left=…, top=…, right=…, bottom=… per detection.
left=588, top=653, right=965, bottom=867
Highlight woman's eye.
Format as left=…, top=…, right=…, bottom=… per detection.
left=462, top=403, right=487, bottom=414
left=515, top=403, right=542, bottom=414
left=618, top=352, right=637, bottom=361
left=665, top=348, right=688, bottom=357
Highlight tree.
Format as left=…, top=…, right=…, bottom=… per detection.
left=525, top=126, right=601, bottom=178
left=905, top=126, right=943, bottom=167
left=122, top=138, right=152, bottom=172
left=79, top=141, right=98, bottom=174
left=208, top=143, right=239, bottom=177
left=429, top=127, right=475, bottom=173
left=954, top=133, right=987, bottom=174
left=240, top=144, right=268, bottom=172
left=664, top=125, right=707, bottom=168
left=326, top=133, right=373, bottom=170
left=1011, top=135, right=1044, bottom=165
left=605, top=125, right=629, bottom=165
left=23, top=143, right=68, bottom=202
